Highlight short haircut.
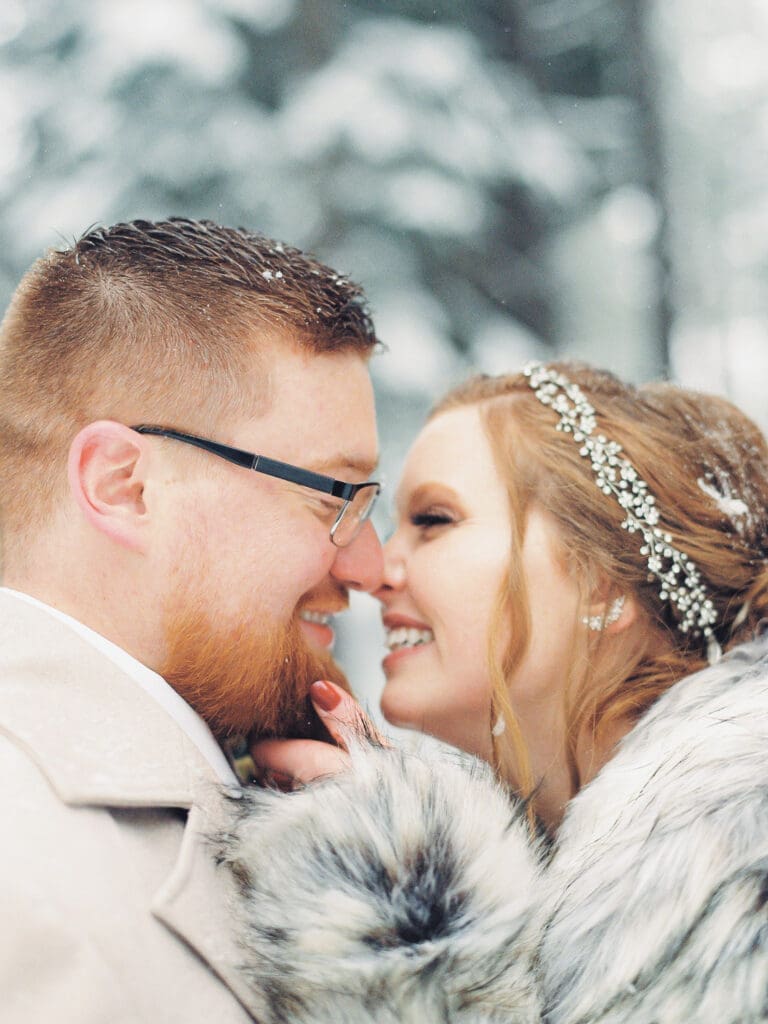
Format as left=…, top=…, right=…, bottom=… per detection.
left=0, top=217, right=378, bottom=535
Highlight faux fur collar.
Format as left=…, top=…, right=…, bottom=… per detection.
left=541, top=633, right=768, bottom=1022
left=221, top=635, right=768, bottom=1023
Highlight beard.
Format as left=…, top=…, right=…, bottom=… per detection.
left=159, top=595, right=349, bottom=742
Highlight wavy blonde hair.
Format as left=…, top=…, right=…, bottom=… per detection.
left=431, top=363, right=768, bottom=804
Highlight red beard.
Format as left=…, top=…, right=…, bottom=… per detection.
left=159, top=600, right=349, bottom=741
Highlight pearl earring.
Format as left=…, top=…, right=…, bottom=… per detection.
left=582, top=595, right=625, bottom=631
left=491, top=714, right=506, bottom=737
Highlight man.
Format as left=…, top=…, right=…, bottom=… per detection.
left=0, top=218, right=384, bottom=1022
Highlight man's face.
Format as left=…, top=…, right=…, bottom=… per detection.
left=158, top=343, right=382, bottom=739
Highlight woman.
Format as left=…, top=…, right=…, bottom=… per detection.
left=221, top=362, right=768, bottom=1023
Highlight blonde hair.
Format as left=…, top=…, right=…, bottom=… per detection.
left=432, top=363, right=768, bottom=804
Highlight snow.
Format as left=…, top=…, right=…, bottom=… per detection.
left=671, top=317, right=768, bottom=438
left=472, top=316, right=545, bottom=375
left=599, top=187, right=660, bottom=249
left=383, top=169, right=485, bottom=236
left=0, top=0, right=26, bottom=45
left=88, top=0, right=246, bottom=85
left=205, top=0, right=296, bottom=33
left=697, top=477, right=750, bottom=522
left=370, top=288, right=463, bottom=395
left=282, top=16, right=591, bottom=201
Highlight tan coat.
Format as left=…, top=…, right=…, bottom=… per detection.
left=0, top=592, right=259, bottom=1022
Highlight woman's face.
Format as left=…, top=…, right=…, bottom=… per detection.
left=377, top=405, right=581, bottom=768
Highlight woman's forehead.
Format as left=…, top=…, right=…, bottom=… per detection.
left=396, top=407, right=508, bottom=509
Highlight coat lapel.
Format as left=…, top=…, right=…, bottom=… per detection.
left=152, top=801, right=263, bottom=1017
left=0, top=592, right=260, bottom=1018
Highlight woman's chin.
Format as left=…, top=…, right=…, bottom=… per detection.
left=379, top=678, right=426, bottom=731
left=380, top=681, right=494, bottom=762
left=379, top=677, right=449, bottom=741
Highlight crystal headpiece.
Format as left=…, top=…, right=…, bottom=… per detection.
left=524, top=363, right=718, bottom=642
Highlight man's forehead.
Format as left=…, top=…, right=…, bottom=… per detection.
left=238, top=345, right=379, bottom=477
left=256, top=341, right=374, bottom=406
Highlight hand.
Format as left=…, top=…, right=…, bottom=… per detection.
left=250, top=680, right=385, bottom=787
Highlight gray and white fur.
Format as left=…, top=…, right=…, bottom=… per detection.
left=219, top=634, right=768, bottom=1023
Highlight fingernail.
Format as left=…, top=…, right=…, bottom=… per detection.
left=266, top=770, right=294, bottom=792
left=311, top=680, right=341, bottom=712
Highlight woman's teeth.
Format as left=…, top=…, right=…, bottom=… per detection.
left=385, top=627, right=434, bottom=651
left=300, top=610, right=332, bottom=625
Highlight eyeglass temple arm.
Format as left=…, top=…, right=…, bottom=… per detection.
left=132, top=425, right=255, bottom=467
left=132, top=425, right=357, bottom=498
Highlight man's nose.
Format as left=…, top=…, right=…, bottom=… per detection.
left=329, top=519, right=384, bottom=593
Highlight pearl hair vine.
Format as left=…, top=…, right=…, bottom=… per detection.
left=524, top=363, right=720, bottom=654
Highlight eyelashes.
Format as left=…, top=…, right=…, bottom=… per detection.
left=410, top=509, right=456, bottom=530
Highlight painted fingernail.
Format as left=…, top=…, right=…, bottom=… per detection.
left=311, top=680, right=341, bottom=712
left=264, top=769, right=294, bottom=792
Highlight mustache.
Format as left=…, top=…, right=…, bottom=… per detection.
left=297, top=581, right=350, bottom=616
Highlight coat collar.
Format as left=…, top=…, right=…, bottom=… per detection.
left=0, top=590, right=204, bottom=807
left=0, top=591, right=260, bottom=1018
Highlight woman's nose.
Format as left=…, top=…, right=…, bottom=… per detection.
left=374, top=539, right=407, bottom=597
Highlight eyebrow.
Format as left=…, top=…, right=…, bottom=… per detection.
left=396, top=480, right=459, bottom=513
left=310, top=454, right=379, bottom=479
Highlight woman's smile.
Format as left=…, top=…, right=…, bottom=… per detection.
left=382, top=614, right=436, bottom=673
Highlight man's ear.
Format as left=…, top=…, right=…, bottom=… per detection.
left=68, top=421, right=150, bottom=552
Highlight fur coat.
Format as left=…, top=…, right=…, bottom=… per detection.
left=219, top=634, right=768, bottom=1023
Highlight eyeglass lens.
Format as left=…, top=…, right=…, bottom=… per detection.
left=332, top=484, right=379, bottom=547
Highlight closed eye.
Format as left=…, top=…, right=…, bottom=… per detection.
left=304, top=493, right=345, bottom=520
left=410, top=510, right=455, bottom=529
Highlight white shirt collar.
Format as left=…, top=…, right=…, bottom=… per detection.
left=1, top=587, right=240, bottom=793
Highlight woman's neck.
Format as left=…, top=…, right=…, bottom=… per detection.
left=528, top=715, right=635, bottom=832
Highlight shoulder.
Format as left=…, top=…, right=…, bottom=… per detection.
left=221, top=742, right=543, bottom=1023
left=561, top=633, right=768, bottom=852
left=0, top=729, right=172, bottom=903
left=539, top=635, right=768, bottom=1023
left=0, top=733, right=140, bottom=1016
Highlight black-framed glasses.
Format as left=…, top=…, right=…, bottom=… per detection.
left=132, top=425, right=380, bottom=548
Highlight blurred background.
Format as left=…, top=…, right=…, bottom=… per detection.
left=2, top=0, right=767, bottom=718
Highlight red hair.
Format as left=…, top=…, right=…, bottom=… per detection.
left=432, top=364, right=768, bottom=800
left=0, top=218, right=378, bottom=538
